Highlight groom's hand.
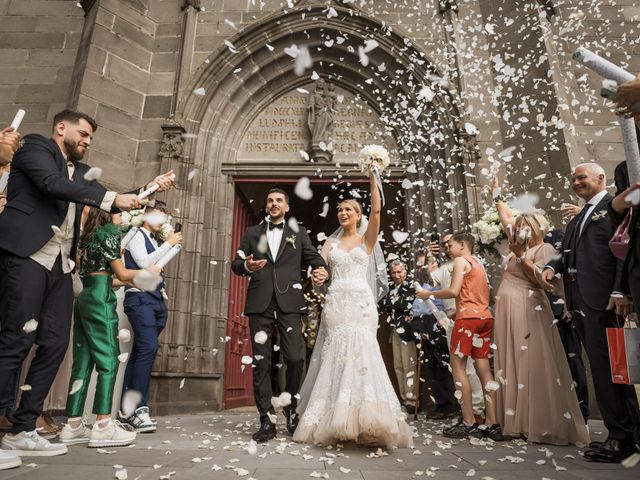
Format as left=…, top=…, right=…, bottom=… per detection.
left=311, top=266, right=329, bottom=286
left=246, top=254, right=267, bottom=272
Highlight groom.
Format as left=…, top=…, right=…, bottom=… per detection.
left=232, top=188, right=328, bottom=442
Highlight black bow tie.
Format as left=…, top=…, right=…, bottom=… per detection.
left=268, top=222, right=284, bottom=230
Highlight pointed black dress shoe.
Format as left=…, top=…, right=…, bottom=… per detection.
left=283, top=408, right=299, bottom=435
left=588, top=434, right=611, bottom=450
left=584, top=438, right=635, bottom=463
left=252, top=421, right=277, bottom=443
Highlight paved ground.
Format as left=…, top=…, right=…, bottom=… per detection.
left=1, top=409, right=638, bottom=480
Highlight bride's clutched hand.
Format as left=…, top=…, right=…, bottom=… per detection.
left=311, top=266, right=329, bottom=286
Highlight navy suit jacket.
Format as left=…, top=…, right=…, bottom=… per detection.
left=0, top=134, right=135, bottom=261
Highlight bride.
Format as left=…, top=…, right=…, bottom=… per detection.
left=293, top=173, right=414, bottom=448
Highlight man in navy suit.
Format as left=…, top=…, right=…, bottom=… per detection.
left=542, top=163, right=640, bottom=463
left=0, top=110, right=174, bottom=456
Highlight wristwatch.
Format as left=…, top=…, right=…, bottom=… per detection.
left=515, top=254, right=526, bottom=263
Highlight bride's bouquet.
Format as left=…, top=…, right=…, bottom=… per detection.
left=358, top=144, right=390, bottom=176
left=358, top=144, right=390, bottom=205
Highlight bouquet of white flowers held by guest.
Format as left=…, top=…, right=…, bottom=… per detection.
left=120, top=208, right=173, bottom=242
left=358, top=144, right=390, bottom=205
left=471, top=205, right=518, bottom=256
left=120, top=209, right=145, bottom=229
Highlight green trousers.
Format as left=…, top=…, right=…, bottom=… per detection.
left=66, top=275, right=120, bottom=417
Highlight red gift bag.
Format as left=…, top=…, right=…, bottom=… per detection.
left=607, top=318, right=640, bottom=385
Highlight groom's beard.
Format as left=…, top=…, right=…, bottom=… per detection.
left=268, top=211, right=285, bottom=223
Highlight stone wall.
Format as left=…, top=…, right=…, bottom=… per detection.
left=0, top=0, right=85, bottom=135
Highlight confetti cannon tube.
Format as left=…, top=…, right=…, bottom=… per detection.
left=120, top=226, right=139, bottom=249
left=10, top=109, right=25, bottom=130
left=620, top=117, right=640, bottom=183
left=573, top=47, right=635, bottom=84
left=156, top=244, right=182, bottom=268
left=138, top=173, right=176, bottom=200
left=574, top=47, right=640, bottom=182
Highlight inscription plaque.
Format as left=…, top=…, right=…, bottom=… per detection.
left=239, top=84, right=394, bottom=163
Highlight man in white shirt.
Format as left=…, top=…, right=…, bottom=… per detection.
left=120, top=202, right=182, bottom=433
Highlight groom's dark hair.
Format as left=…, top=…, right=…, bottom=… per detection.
left=268, top=188, right=289, bottom=204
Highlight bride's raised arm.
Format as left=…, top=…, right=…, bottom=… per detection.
left=363, top=174, right=381, bottom=254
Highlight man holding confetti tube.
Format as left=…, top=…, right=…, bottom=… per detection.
left=0, top=110, right=175, bottom=457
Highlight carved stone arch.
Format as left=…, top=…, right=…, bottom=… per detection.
left=152, top=2, right=471, bottom=413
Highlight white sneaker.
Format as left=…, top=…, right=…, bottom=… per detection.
left=88, top=420, right=136, bottom=448
left=59, top=422, right=91, bottom=445
left=127, top=407, right=156, bottom=433
left=0, top=449, right=21, bottom=470
left=0, top=430, right=68, bottom=456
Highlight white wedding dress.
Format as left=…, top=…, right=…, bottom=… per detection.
left=293, top=241, right=413, bottom=448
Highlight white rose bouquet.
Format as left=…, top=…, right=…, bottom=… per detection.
left=471, top=205, right=513, bottom=256
left=358, top=144, right=390, bottom=206
left=358, top=144, right=390, bottom=176
left=120, top=209, right=145, bottom=229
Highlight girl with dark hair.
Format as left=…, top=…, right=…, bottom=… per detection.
left=59, top=207, right=160, bottom=448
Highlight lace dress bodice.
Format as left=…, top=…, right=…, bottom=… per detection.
left=327, top=243, right=371, bottom=292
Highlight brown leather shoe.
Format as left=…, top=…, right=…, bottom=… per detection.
left=36, top=414, right=60, bottom=439
left=0, top=415, right=12, bottom=432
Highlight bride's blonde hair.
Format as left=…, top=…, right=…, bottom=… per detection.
left=339, top=199, right=363, bottom=229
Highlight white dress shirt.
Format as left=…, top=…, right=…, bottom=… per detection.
left=244, top=220, right=284, bottom=274
left=266, top=222, right=284, bottom=259
left=578, top=189, right=608, bottom=236
left=126, top=227, right=172, bottom=292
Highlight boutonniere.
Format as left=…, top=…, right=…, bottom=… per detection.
left=286, top=235, right=297, bottom=248
left=591, top=210, right=608, bottom=221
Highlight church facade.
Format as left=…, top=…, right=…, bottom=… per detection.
left=0, top=0, right=636, bottom=413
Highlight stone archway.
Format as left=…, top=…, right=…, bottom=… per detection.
left=152, top=2, right=471, bottom=413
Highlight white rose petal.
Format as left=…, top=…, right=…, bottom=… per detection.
left=69, top=379, right=84, bottom=395
left=117, top=329, right=131, bottom=342
left=23, top=319, right=38, bottom=334
left=120, top=390, right=142, bottom=417
left=133, top=269, right=162, bottom=292
left=254, top=331, right=268, bottom=344
left=83, top=167, right=103, bottom=181
left=294, top=176, right=313, bottom=200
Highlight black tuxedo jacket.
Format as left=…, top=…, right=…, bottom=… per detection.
left=0, top=134, right=131, bottom=261
left=231, top=221, right=327, bottom=315
left=547, top=193, right=624, bottom=311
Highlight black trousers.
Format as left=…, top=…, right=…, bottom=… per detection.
left=412, top=315, right=456, bottom=413
left=570, top=282, right=640, bottom=443
left=248, top=295, right=305, bottom=423
left=556, top=317, right=590, bottom=421
left=0, top=253, right=72, bottom=433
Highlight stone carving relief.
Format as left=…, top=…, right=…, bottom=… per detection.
left=307, top=79, right=337, bottom=161
left=159, top=122, right=186, bottom=160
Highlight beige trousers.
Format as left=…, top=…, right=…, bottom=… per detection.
left=391, top=330, right=417, bottom=407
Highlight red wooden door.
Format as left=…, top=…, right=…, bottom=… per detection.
left=223, top=189, right=255, bottom=409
